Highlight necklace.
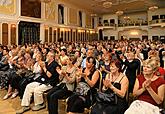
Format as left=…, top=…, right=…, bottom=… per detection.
left=110, top=72, right=121, bottom=82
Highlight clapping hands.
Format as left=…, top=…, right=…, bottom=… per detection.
left=39, top=61, right=46, bottom=68
left=103, top=79, right=112, bottom=88
left=142, top=79, right=152, bottom=90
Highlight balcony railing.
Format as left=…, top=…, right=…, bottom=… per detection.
left=149, top=19, right=165, bottom=25
left=98, top=23, right=116, bottom=27
left=118, top=21, right=148, bottom=27
left=98, top=21, right=148, bottom=27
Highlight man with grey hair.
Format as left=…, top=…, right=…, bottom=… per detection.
left=16, top=51, right=61, bottom=114
left=81, top=48, right=99, bottom=69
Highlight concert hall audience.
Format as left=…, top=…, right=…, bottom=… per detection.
left=0, top=40, right=164, bottom=114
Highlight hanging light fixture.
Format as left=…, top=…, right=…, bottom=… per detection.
left=91, top=14, right=97, bottom=17
left=124, top=16, right=130, bottom=20
left=149, top=6, right=158, bottom=11
left=40, top=0, right=51, bottom=3
left=102, top=1, right=112, bottom=8
left=116, top=10, right=124, bottom=16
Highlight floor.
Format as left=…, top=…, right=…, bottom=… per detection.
left=0, top=89, right=66, bottom=114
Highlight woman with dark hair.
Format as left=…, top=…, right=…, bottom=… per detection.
left=91, top=60, right=129, bottom=114
left=47, top=56, right=77, bottom=114
left=59, top=47, right=69, bottom=66
left=67, top=57, right=100, bottom=114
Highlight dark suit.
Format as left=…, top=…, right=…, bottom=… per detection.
left=159, top=48, right=165, bottom=68
left=122, top=59, right=141, bottom=93
left=0, top=51, right=3, bottom=61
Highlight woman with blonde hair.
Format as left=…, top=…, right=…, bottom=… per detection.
left=125, top=59, right=165, bottom=114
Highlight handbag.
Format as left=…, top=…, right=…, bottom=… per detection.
left=0, top=64, right=9, bottom=71
left=19, top=71, right=35, bottom=87
left=75, top=82, right=90, bottom=96
left=16, top=69, right=28, bottom=77
left=96, top=90, right=117, bottom=104
left=96, top=72, right=118, bottom=104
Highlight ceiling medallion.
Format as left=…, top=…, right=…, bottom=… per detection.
left=102, top=1, right=112, bottom=8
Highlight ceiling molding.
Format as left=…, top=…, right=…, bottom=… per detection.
left=67, top=0, right=165, bottom=14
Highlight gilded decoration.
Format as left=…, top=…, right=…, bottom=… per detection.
left=45, top=2, right=55, bottom=20
left=0, top=0, right=16, bottom=15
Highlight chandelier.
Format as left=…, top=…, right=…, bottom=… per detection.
left=103, top=1, right=112, bottom=8
left=149, top=6, right=158, bottom=11
left=40, top=0, right=51, bottom=3
left=124, top=16, right=130, bottom=20
left=91, top=14, right=97, bottom=17
left=116, top=11, right=124, bottom=16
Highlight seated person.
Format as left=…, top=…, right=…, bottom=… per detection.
left=0, top=48, right=10, bottom=90
left=67, top=57, right=100, bottom=114
left=3, top=49, right=25, bottom=100
left=91, top=60, right=129, bottom=114
left=47, top=56, right=77, bottom=114
left=124, top=59, right=165, bottom=114
left=16, top=51, right=61, bottom=114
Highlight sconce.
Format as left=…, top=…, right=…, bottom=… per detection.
left=45, top=25, right=49, bottom=30
left=11, top=24, right=16, bottom=28
left=130, top=31, right=139, bottom=35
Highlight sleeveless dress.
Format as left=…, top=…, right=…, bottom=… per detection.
left=91, top=76, right=128, bottom=114
left=137, top=74, right=165, bottom=106
left=67, top=68, right=99, bottom=113
left=124, top=75, right=165, bottom=114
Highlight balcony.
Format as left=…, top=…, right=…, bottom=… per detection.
left=149, top=19, right=165, bottom=24
left=118, top=21, right=148, bottom=27
left=97, top=20, right=148, bottom=29
left=97, top=22, right=116, bottom=29
left=149, top=19, right=165, bottom=27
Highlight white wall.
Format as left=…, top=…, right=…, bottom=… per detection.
left=100, top=8, right=165, bottom=40
left=148, top=27, right=165, bottom=40
left=148, top=8, right=165, bottom=21
left=103, top=29, right=118, bottom=40
left=118, top=29, right=148, bottom=40
left=43, top=0, right=94, bottom=27
left=102, top=14, right=118, bottom=24
left=119, top=12, right=147, bottom=23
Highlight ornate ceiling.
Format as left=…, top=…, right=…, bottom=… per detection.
left=67, top=0, right=165, bottom=14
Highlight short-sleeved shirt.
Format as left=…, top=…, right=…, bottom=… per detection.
left=44, top=60, right=60, bottom=86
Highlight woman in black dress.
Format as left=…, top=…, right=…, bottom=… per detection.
left=67, top=57, right=100, bottom=114
left=91, top=60, right=129, bottom=114
left=47, top=56, right=77, bottom=114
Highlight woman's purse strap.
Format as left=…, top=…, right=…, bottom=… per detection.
left=98, top=70, right=103, bottom=92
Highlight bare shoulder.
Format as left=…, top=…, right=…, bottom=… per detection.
left=120, top=73, right=129, bottom=82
